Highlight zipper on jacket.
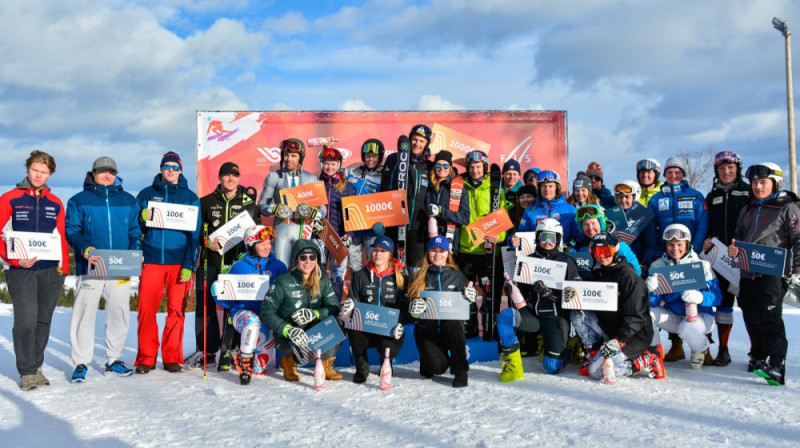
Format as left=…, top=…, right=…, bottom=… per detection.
left=746, top=205, right=761, bottom=243
left=35, top=192, right=40, bottom=232
left=162, top=185, right=167, bottom=264
left=106, top=188, right=113, bottom=248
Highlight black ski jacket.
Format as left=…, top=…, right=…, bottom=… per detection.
left=199, top=184, right=260, bottom=268
left=705, top=177, right=750, bottom=245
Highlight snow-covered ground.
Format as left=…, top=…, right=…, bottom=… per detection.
left=0, top=304, right=798, bottom=448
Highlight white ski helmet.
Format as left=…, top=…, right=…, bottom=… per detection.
left=745, top=162, right=784, bottom=192
left=664, top=156, right=687, bottom=176
left=243, top=225, right=275, bottom=247
left=613, top=179, right=642, bottom=203
left=662, top=223, right=692, bottom=245
left=535, top=218, right=563, bottom=249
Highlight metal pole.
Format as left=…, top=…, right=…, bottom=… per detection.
left=785, top=29, right=797, bottom=193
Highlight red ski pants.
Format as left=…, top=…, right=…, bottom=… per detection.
left=135, top=264, right=190, bottom=366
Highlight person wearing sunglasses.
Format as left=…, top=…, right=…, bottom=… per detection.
left=345, top=138, right=386, bottom=273
left=317, top=147, right=356, bottom=300
left=340, top=236, right=408, bottom=384
left=700, top=151, right=749, bottom=366
left=406, top=236, right=475, bottom=387
left=500, top=219, right=582, bottom=379
left=260, top=239, right=343, bottom=382
left=646, top=224, right=722, bottom=371
left=425, top=150, right=469, bottom=253
left=585, top=162, right=615, bottom=209
left=516, top=170, right=580, bottom=249
left=210, top=225, right=287, bottom=385
left=727, top=162, right=800, bottom=386
left=65, top=156, right=141, bottom=383
left=258, top=138, right=326, bottom=268
left=612, top=180, right=658, bottom=269
left=134, top=152, right=201, bottom=374
left=523, top=168, right=541, bottom=188
left=571, top=204, right=642, bottom=276
left=635, top=158, right=663, bottom=207
left=645, top=156, right=708, bottom=362
left=566, top=173, right=601, bottom=208
left=381, top=125, right=434, bottom=269
left=186, top=161, right=261, bottom=372
left=570, top=233, right=664, bottom=381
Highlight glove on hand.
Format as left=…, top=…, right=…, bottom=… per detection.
left=790, top=273, right=800, bottom=287
left=409, top=298, right=427, bottom=317
left=210, top=281, right=221, bottom=297
left=291, top=308, right=317, bottom=326
left=179, top=268, right=192, bottom=282
left=427, top=204, right=441, bottom=217
left=393, top=323, right=404, bottom=340
left=464, top=282, right=477, bottom=303
left=681, top=290, right=704, bottom=304
left=284, top=326, right=309, bottom=347
left=600, top=338, right=623, bottom=359
left=141, top=208, right=151, bottom=221
left=341, top=234, right=352, bottom=249
left=645, top=275, right=659, bottom=292
left=532, top=280, right=554, bottom=301
left=311, top=220, right=324, bottom=235
left=340, top=298, right=355, bottom=317
left=563, top=287, right=578, bottom=303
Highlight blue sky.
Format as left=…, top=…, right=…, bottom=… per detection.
left=1, top=0, right=798, bottom=200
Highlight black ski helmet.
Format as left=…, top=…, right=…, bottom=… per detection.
left=361, top=138, right=385, bottom=164
left=409, top=124, right=433, bottom=153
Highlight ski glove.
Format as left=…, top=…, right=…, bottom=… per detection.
left=681, top=290, right=704, bottom=305
left=210, top=281, right=220, bottom=298
left=141, top=208, right=150, bottom=221
left=284, top=326, right=309, bottom=347
left=563, top=287, right=578, bottom=303
left=311, top=220, right=324, bottom=236
left=427, top=204, right=441, bottom=217
left=600, top=338, right=624, bottom=359
left=291, top=308, right=317, bottom=326
left=268, top=203, right=293, bottom=220
left=179, top=268, right=192, bottom=283
left=393, top=323, right=404, bottom=340
left=409, top=298, right=427, bottom=318
left=532, top=280, right=554, bottom=301
left=645, top=275, right=659, bottom=293
left=790, top=273, right=800, bottom=286
left=341, top=233, right=352, bottom=249
left=340, top=298, right=355, bottom=317
left=464, top=282, right=477, bottom=303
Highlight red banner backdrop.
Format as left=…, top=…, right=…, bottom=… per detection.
left=196, top=111, right=567, bottom=198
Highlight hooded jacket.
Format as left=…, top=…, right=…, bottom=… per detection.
left=66, top=172, right=141, bottom=276
left=459, top=174, right=510, bottom=255
left=733, top=190, right=800, bottom=277
left=639, top=180, right=664, bottom=207
left=349, top=261, right=410, bottom=322
left=705, top=176, right=750, bottom=245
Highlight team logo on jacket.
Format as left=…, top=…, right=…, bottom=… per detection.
left=677, top=200, right=693, bottom=209
left=658, top=198, right=670, bottom=211
left=294, top=300, right=302, bottom=308
left=291, top=291, right=302, bottom=299
left=448, top=285, right=455, bottom=289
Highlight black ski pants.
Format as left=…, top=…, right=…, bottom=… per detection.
left=414, top=320, right=468, bottom=376
left=739, top=275, right=787, bottom=363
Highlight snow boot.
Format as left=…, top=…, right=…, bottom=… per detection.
left=135, top=364, right=155, bottom=374
left=71, top=364, right=88, bottom=383
left=690, top=351, right=705, bottom=370
left=164, top=363, right=183, bottom=373
left=280, top=355, right=300, bottom=382
left=239, top=353, right=254, bottom=385
left=713, top=346, right=731, bottom=366
left=664, top=333, right=685, bottom=361
left=20, top=374, right=39, bottom=391
left=35, top=368, right=50, bottom=387
left=323, top=358, right=343, bottom=381
left=353, top=356, right=370, bottom=384
left=452, top=372, right=468, bottom=388
left=754, top=357, right=786, bottom=386
left=500, top=345, right=524, bottom=383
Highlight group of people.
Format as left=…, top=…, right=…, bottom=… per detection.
left=1, top=126, right=796, bottom=391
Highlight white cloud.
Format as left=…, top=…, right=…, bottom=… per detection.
left=272, top=102, right=292, bottom=110
left=263, top=11, right=309, bottom=36
left=185, top=18, right=267, bottom=65
left=417, top=94, right=464, bottom=111
left=686, top=110, right=784, bottom=144
left=338, top=99, right=374, bottom=111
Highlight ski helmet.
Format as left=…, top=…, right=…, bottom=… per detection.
left=636, top=158, right=662, bottom=179
left=535, top=218, right=563, bottom=250
left=409, top=124, right=433, bottom=153
left=664, top=156, right=687, bottom=176
left=537, top=170, right=562, bottom=196
left=745, top=162, right=784, bottom=192
left=662, top=223, right=692, bottom=255
left=319, top=146, right=343, bottom=171
left=613, top=180, right=642, bottom=203
left=360, top=138, right=385, bottom=164
left=575, top=204, right=607, bottom=232
left=243, top=225, right=276, bottom=247
left=713, top=151, right=743, bottom=177
left=280, top=138, right=306, bottom=165
left=465, top=150, right=489, bottom=175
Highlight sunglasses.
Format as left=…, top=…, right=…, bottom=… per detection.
left=162, top=164, right=181, bottom=172
left=362, top=142, right=382, bottom=154
left=434, top=163, right=450, bottom=170
left=537, top=231, right=558, bottom=245
left=590, top=245, right=615, bottom=259
left=589, top=176, right=602, bottom=182
left=297, top=254, right=317, bottom=262
left=576, top=205, right=603, bottom=221
left=614, top=184, right=634, bottom=195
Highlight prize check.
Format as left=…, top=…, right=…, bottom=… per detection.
left=87, top=250, right=142, bottom=277
left=215, top=274, right=271, bottom=301
left=4, top=230, right=62, bottom=261
left=343, top=302, right=401, bottom=337
left=208, top=211, right=256, bottom=255
left=465, top=208, right=514, bottom=246
left=342, top=190, right=408, bottom=232
left=418, top=291, right=470, bottom=320
left=146, top=201, right=199, bottom=232
left=292, top=316, right=346, bottom=365
left=513, top=256, right=567, bottom=288
left=699, top=238, right=740, bottom=287
left=279, top=181, right=328, bottom=210
left=561, top=281, right=618, bottom=311
left=514, top=232, right=537, bottom=256
left=318, top=218, right=348, bottom=263
left=734, top=241, right=787, bottom=277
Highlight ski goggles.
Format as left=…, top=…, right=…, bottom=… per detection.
left=636, top=159, right=660, bottom=172
left=662, top=227, right=691, bottom=242
left=244, top=226, right=276, bottom=244
left=434, top=163, right=451, bottom=170
left=465, top=151, right=489, bottom=165
left=614, top=184, right=635, bottom=196
left=745, top=165, right=782, bottom=181
left=319, top=147, right=342, bottom=161
left=537, top=231, right=558, bottom=246
left=362, top=141, right=382, bottom=154
left=590, top=245, right=615, bottom=259
left=537, top=170, right=560, bottom=184
left=280, top=139, right=303, bottom=152
left=162, top=164, right=181, bottom=172
left=576, top=205, right=603, bottom=221
left=714, top=151, right=740, bottom=167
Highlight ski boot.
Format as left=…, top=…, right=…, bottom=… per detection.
left=633, top=347, right=666, bottom=379
left=754, top=357, right=785, bottom=386
left=579, top=343, right=600, bottom=377
left=239, top=353, right=254, bottom=385
left=217, top=349, right=232, bottom=372
left=500, top=345, right=524, bottom=383
left=690, top=351, right=705, bottom=370
left=664, top=333, right=685, bottom=361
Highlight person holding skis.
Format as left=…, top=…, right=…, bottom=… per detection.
left=408, top=235, right=477, bottom=387
left=647, top=224, right=722, bottom=370
left=211, top=225, right=287, bottom=385
left=345, top=138, right=385, bottom=269
left=585, top=162, right=615, bottom=209
left=0, top=150, right=69, bottom=391
left=135, top=152, right=201, bottom=373
left=727, top=162, right=800, bottom=386
left=340, top=236, right=407, bottom=384
left=66, top=156, right=140, bottom=383
left=258, top=138, right=326, bottom=268
left=186, top=161, right=260, bottom=372
left=636, top=158, right=663, bottom=206
left=570, top=232, right=664, bottom=381
left=701, top=151, right=749, bottom=366
left=500, top=218, right=581, bottom=380
left=424, top=150, right=469, bottom=253
left=260, top=239, right=342, bottom=382
left=318, top=146, right=355, bottom=300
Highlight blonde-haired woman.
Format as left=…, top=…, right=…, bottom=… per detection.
left=260, top=239, right=342, bottom=382
left=340, top=236, right=408, bottom=383
left=408, top=235, right=477, bottom=388
left=424, top=150, right=469, bottom=255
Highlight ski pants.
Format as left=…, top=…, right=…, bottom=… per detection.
left=7, top=267, right=65, bottom=376
left=571, top=311, right=635, bottom=379
left=135, top=264, right=190, bottom=366
left=651, top=307, right=714, bottom=353
left=413, top=320, right=468, bottom=376
left=505, top=307, right=569, bottom=360
left=232, top=309, right=263, bottom=355
left=347, top=234, right=375, bottom=272
left=715, top=276, right=736, bottom=326
left=70, top=277, right=132, bottom=366
left=347, top=330, right=404, bottom=362
left=273, top=220, right=302, bottom=268
left=738, top=275, right=787, bottom=362
left=194, top=264, right=221, bottom=354
left=323, top=248, right=348, bottom=301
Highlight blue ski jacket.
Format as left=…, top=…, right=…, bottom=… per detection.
left=517, top=195, right=580, bottom=244
left=216, top=252, right=288, bottom=313
left=647, top=180, right=708, bottom=257
left=648, top=251, right=722, bottom=316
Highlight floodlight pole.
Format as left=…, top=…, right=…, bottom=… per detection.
left=773, top=17, right=796, bottom=193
